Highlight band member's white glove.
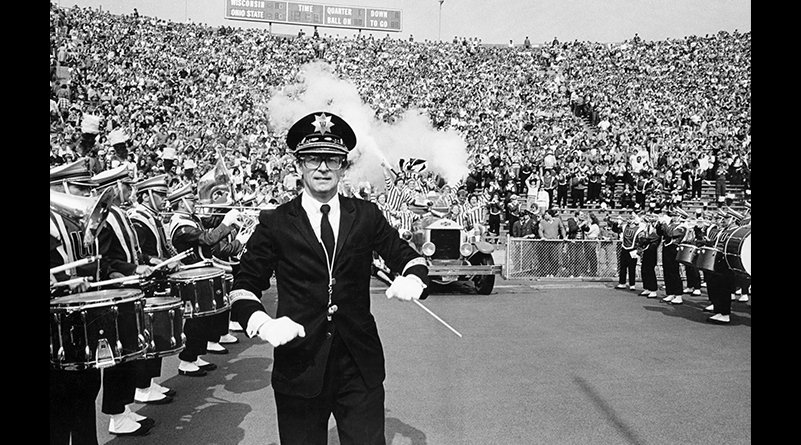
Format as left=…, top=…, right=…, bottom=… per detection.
left=222, top=209, right=242, bottom=227
left=134, top=265, right=154, bottom=277
left=235, top=229, right=252, bottom=245
left=386, top=275, right=426, bottom=301
left=257, top=316, right=306, bottom=347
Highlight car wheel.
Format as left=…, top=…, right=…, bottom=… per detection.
left=472, top=254, right=495, bottom=295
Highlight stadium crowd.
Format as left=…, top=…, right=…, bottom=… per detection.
left=49, top=3, right=751, bottom=236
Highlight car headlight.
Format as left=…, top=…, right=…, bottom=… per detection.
left=421, top=242, right=436, bottom=256
left=400, top=229, right=413, bottom=242
left=460, top=243, right=474, bottom=257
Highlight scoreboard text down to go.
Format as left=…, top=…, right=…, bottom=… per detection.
left=225, top=0, right=402, bottom=32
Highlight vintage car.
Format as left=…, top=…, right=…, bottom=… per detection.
left=398, top=215, right=502, bottom=294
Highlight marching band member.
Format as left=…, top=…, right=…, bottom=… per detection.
left=682, top=208, right=705, bottom=297
left=198, top=186, right=251, bottom=351
left=50, top=162, right=103, bottom=445
left=614, top=208, right=640, bottom=291
left=127, top=174, right=180, bottom=404
left=88, top=166, right=158, bottom=436
left=167, top=184, right=244, bottom=376
left=705, top=209, right=751, bottom=324
left=637, top=204, right=662, bottom=298
left=659, top=211, right=686, bottom=304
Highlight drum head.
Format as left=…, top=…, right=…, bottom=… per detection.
left=169, top=267, right=225, bottom=281
left=51, top=288, right=144, bottom=306
left=145, top=296, right=183, bottom=308
left=740, top=232, right=751, bottom=276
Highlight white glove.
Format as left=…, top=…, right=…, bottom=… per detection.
left=385, top=275, right=425, bottom=301
left=235, top=229, right=252, bottom=245
left=222, top=209, right=242, bottom=227
left=256, top=316, right=306, bottom=347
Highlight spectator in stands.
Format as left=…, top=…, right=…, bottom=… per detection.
left=537, top=209, right=566, bottom=277
left=49, top=4, right=750, bottom=247
left=584, top=212, right=601, bottom=276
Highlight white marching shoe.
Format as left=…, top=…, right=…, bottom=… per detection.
left=707, top=313, right=731, bottom=324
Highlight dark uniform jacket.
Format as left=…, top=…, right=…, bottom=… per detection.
left=231, top=194, right=428, bottom=397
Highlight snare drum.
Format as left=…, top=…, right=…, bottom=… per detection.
left=223, top=273, right=233, bottom=296
left=721, top=226, right=751, bottom=277
left=693, top=246, right=722, bottom=273
left=168, top=268, right=230, bottom=318
left=50, top=289, right=147, bottom=371
left=676, top=244, right=698, bottom=267
left=143, top=297, right=185, bottom=359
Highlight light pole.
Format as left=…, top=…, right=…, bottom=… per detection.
left=438, top=0, right=444, bottom=42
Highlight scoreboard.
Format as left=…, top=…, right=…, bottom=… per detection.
left=225, top=1, right=402, bottom=32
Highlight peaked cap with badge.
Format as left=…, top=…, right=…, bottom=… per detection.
left=286, top=111, right=357, bottom=157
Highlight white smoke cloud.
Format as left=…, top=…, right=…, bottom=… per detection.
left=265, top=61, right=470, bottom=189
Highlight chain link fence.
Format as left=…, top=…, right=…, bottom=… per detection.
left=504, top=237, right=674, bottom=281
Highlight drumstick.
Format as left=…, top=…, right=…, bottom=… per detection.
left=87, top=275, right=144, bottom=288
left=49, top=255, right=102, bottom=275
left=376, top=269, right=463, bottom=338
left=51, top=276, right=92, bottom=288
left=152, top=250, right=193, bottom=271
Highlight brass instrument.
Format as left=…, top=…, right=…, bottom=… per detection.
left=194, top=203, right=263, bottom=236
left=50, top=187, right=116, bottom=246
left=724, top=206, right=745, bottom=222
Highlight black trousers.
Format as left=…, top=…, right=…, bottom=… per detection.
left=134, top=357, right=163, bottom=389
left=684, top=264, right=702, bottom=289
left=640, top=245, right=658, bottom=292
left=706, top=270, right=735, bottom=316
left=662, top=244, right=683, bottom=296
left=618, top=248, right=637, bottom=286
left=488, top=214, right=501, bottom=235
left=571, top=188, right=585, bottom=208
left=274, top=332, right=386, bottom=445
left=179, top=310, right=230, bottom=362
left=587, top=182, right=601, bottom=202
left=556, top=185, right=568, bottom=207
left=102, top=361, right=136, bottom=415
left=50, top=368, right=102, bottom=445
left=635, top=192, right=646, bottom=209
left=708, top=268, right=750, bottom=316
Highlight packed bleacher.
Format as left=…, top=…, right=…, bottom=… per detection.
left=49, top=3, right=751, bottom=237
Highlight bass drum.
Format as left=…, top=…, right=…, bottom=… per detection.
left=720, top=225, right=751, bottom=278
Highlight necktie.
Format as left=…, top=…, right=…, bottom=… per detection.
left=320, top=204, right=335, bottom=264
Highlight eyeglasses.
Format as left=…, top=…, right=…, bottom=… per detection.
left=300, top=155, right=346, bottom=171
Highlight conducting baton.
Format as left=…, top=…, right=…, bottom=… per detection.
left=376, top=268, right=463, bottom=338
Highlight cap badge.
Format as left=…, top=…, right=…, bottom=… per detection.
left=312, top=113, right=334, bottom=135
